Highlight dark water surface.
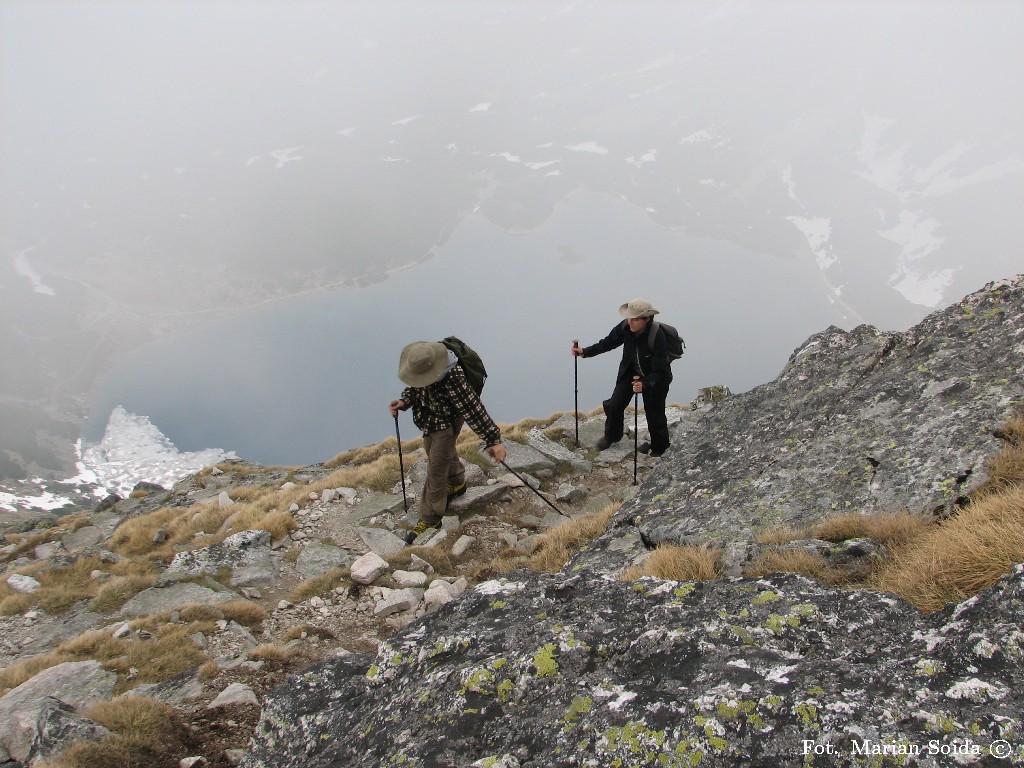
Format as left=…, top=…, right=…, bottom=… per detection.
left=88, top=193, right=854, bottom=465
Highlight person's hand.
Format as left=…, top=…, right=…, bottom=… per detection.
left=486, top=442, right=507, bottom=463
left=571, top=342, right=584, bottom=357
left=388, top=399, right=406, bottom=417
left=632, top=379, right=643, bottom=394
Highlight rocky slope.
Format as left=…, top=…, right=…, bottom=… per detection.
left=1, top=276, right=1023, bottom=768
left=240, top=276, right=1024, bottom=768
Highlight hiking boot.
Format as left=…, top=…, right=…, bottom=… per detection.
left=446, top=481, right=467, bottom=501
left=636, top=441, right=652, bottom=455
left=403, top=517, right=440, bottom=544
left=596, top=437, right=619, bottom=451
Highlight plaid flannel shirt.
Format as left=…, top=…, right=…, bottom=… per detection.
left=401, top=364, right=502, bottom=447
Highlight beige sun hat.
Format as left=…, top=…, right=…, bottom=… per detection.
left=619, top=298, right=660, bottom=319
left=398, top=341, right=449, bottom=387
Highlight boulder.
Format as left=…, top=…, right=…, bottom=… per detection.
left=0, top=660, right=116, bottom=763
left=6, top=574, right=41, bottom=594
left=356, top=527, right=407, bottom=558
left=166, top=529, right=274, bottom=577
left=350, top=552, right=390, bottom=585
left=295, top=541, right=356, bottom=579
left=28, top=696, right=111, bottom=766
left=119, top=581, right=242, bottom=617
left=448, top=484, right=509, bottom=513
left=502, top=441, right=556, bottom=475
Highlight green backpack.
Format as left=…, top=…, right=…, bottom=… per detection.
left=441, top=336, right=487, bottom=394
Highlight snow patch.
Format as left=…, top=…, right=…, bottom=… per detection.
left=626, top=149, right=657, bottom=166
left=526, top=159, right=560, bottom=170
left=0, top=487, right=73, bottom=513
left=13, top=248, right=55, bottom=296
left=881, top=210, right=954, bottom=307
left=680, top=130, right=714, bottom=145
left=566, top=141, right=608, bottom=155
left=270, top=147, right=303, bottom=168
left=490, top=152, right=521, bottom=164
left=73, top=406, right=237, bottom=498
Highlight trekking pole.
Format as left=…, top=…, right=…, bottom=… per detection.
left=393, top=413, right=409, bottom=513
left=498, top=459, right=565, bottom=516
left=573, top=339, right=580, bottom=447
left=632, top=376, right=640, bottom=486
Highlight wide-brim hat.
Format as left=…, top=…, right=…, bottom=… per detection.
left=619, top=298, right=660, bottom=319
left=398, top=341, right=449, bottom=387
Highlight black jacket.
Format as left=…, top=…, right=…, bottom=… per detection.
left=583, top=320, right=673, bottom=392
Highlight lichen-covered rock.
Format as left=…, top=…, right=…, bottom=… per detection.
left=166, top=529, right=274, bottom=577
left=243, top=567, right=1024, bottom=767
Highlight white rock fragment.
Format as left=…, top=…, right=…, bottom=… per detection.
left=350, top=552, right=390, bottom=585
left=207, top=682, right=260, bottom=709
left=451, top=535, right=476, bottom=557
left=6, top=574, right=41, bottom=593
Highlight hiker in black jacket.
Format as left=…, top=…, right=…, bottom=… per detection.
left=572, top=299, right=673, bottom=457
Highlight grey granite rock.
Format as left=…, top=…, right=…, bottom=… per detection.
left=243, top=566, right=1024, bottom=768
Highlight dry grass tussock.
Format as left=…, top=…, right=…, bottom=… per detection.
left=247, top=643, right=296, bottom=663
left=387, top=547, right=456, bottom=578
left=976, top=413, right=1024, bottom=495
left=0, top=556, right=164, bottom=618
left=325, top=435, right=423, bottom=469
left=867, top=417, right=1024, bottom=611
left=0, top=597, right=261, bottom=696
left=744, top=549, right=850, bottom=584
left=755, top=510, right=933, bottom=550
left=498, top=413, right=566, bottom=443
left=472, top=503, right=619, bottom=579
left=36, top=695, right=189, bottom=768
left=110, top=503, right=223, bottom=557
left=618, top=544, right=723, bottom=582
left=872, top=485, right=1024, bottom=611
left=88, top=573, right=157, bottom=615
left=748, top=413, right=1024, bottom=611
left=288, top=567, right=348, bottom=604
left=0, top=620, right=206, bottom=696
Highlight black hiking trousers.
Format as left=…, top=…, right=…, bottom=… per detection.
left=602, top=378, right=670, bottom=455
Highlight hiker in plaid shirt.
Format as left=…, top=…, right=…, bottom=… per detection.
left=389, top=341, right=506, bottom=531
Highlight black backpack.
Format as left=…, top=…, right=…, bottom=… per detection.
left=440, top=336, right=487, bottom=394
left=647, top=321, right=685, bottom=363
